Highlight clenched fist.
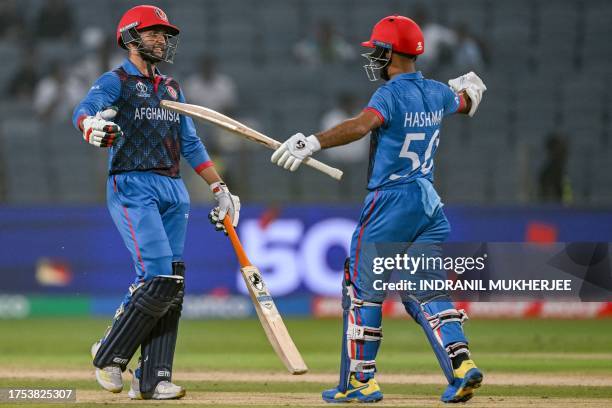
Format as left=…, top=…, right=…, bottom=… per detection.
left=209, top=181, right=240, bottom=234
left=448, top=72, right=487, bottom=117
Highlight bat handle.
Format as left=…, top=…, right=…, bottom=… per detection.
left=302, top=157, right=344, bottom=180
left=223, top=217, right=251, bottom=268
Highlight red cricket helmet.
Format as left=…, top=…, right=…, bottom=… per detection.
left=361, top=15, right=424, bottom=56
left=116, top=5, right=179, bottom=49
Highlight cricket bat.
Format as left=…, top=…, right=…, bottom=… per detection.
left=160, top=100, right=343, bottom=181
left=222, top=217, right=308, bottom=375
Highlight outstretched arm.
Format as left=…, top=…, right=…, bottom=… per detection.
left=270, top=110, right=382, bottom=172
left=314, top=109, right=382, bottom=148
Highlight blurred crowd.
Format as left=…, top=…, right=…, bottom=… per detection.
left=5, top=1, right=487, bottom=132
left=1, top=0, right=586, bottom=206
left=292, top=7, right=488, bottom=74
left=4, top=0, right=118, bottom=121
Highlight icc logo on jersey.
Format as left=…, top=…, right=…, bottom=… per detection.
left=135, top=81, right=150, bottom=98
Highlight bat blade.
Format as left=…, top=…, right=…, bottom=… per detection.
left=240, top=265, right=308, bottom=374
left=161, top=100, right=343, bottom=180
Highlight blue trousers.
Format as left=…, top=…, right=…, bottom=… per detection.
left=107, top=172, right=190, bottom=285
left=349, top=178, right=450, bottom=302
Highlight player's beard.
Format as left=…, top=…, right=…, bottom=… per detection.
left=380, top=65, right=390, bottom=81
left=139, top=43, right=166, bottom=64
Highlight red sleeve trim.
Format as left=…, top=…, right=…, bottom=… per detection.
left=194, top=160, right=214, bottom=173
left=457, top=93, right=467, bottom=113
left=363, top=107, right=385, bottom=125
left=77, top=114, right=87, bottom=131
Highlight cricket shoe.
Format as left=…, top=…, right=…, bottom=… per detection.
left=322, top=374, right=383, bottom=403
left=440, top=359, right=483, bottom=403
left=128, top=369, right=186, bottom=400
left=90, top=341, right=123, bottom=393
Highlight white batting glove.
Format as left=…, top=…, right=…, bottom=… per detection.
left=448, top=72, right=487, bottom=117
left=209, top=182, right=240, bottom=233
left=271, top=133, right=321, bottom=172
left=81, top=107, right=122, bottom=148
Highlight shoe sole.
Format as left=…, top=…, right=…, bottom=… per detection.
left=95, top=370, right=123, bottom=394
left=322, top=393, right=383, bottom=403
left=154, top=388, right=186, bottom=400
left=449, top=369, right=483, bottom=403
left=90, top=343, right=98, bottom=360
left=130, top=389, right=187, bottom=400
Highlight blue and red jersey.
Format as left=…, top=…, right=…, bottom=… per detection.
left=73, top=58, right=212, bottom=178
left=365, top=71, right=460, bottom=190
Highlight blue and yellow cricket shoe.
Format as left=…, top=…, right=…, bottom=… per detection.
left=322, top=375, right=383, bottom=403
left=441, top=360, right=483, bottom=403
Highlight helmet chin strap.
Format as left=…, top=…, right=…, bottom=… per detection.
left=381, top=65, right=390, bottom=81
left=145, top=61, right=155, bottom=79
left=139, top=47, right=160, bottom=78
left=381, top=49, right=392, bottom=80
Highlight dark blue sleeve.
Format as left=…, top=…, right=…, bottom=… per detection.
left=366, top=86, right=395, bottom=125
left=177, top=89, right=212, bottom=172
left=72, top=72, right=121, bottom=130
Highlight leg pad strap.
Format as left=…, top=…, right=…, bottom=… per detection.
left=349, top=359, right=376, bottom=373
left=446, top=341, right=470, bottom=358
left=426, top=308, right=468, bottom=331
left=347, top=323, right=382, bottom=341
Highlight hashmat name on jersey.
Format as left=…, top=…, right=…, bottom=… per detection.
left=404, top=109, right=443, bottom=128
left=134, top=107, right=181, bottom=122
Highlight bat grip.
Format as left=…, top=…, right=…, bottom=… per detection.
left=302, top=157, right=344, bottom=180
left=223, top=217, right=251, bottom=268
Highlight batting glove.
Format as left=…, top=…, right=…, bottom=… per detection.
left=209, top=182, right=240, bottom=233
left=81, top=107, right=122, bottom=148
left=448, top=72, right=487, bottom=117
left=208, top=207, right=228, bottom=235
left=271, top=133, right=321, bottom=172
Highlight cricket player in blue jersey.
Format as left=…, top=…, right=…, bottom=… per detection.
left=72, top=5, right=239, bottom=400
left=272, top=16, right=487, bottom=404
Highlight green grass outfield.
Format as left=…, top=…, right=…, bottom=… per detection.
left=0, top=318, right=611, bottom=407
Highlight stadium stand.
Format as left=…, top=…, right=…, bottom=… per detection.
left=0, top=0, right=610, bottom=206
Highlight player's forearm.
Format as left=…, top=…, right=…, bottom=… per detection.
left=315, top=118, right=370, bottom=149
left=198, top=165, right=223, bottom=185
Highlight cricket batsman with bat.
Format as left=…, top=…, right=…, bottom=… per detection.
left=72, top=5, right=240, bottom=400
left=272, top=16, right=487, bottom=403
